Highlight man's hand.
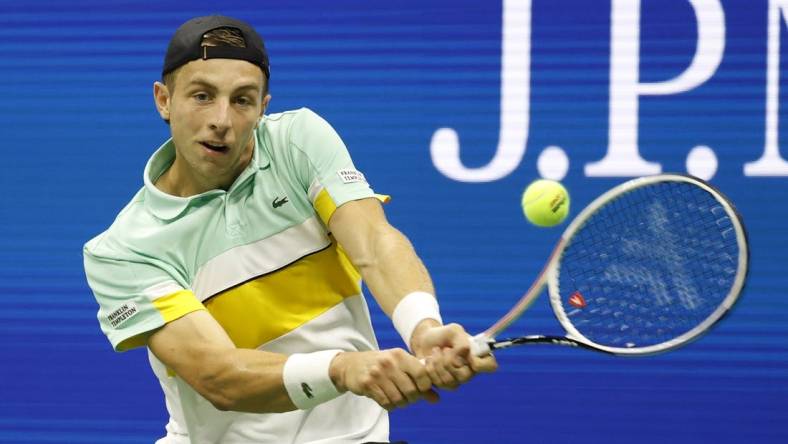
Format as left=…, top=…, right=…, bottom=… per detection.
left=411, top=320, right=498, bottom=390
left=329, top=348, right=439, bottom=410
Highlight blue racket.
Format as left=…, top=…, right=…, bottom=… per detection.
left=471, top=174, right=749, bottom=357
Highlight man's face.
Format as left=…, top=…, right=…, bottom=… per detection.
left=155, top=58, right=269, bottom=191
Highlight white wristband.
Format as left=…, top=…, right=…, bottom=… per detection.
left=392, top=291, right=443, bottom=350
left=282, top=350, right=342, bottom=410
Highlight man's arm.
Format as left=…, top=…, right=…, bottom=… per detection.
left=147, top=309, right=436, bottom=413
left=327, top=198, right=497, bottom=387
left=327, top=198, right=432, bottom=317
left=147, top=310, right=292, bottom=412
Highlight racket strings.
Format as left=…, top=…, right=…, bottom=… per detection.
left=556, top=181, right=741, bottom=349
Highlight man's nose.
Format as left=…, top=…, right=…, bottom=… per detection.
left=208, top=99, right=231, bottom=131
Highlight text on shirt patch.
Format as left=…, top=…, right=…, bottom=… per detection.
left=107, top=302, right=139, bottom=328
left=337, top=169, right=366, bottom=184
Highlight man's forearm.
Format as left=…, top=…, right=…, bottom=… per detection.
left=351, top=225, right=447, bottom=355
left=148, top=311, right=339, bottom=414
left=196, top=348, right=295, bottom=413
left=326, top=199, right=496, bottom=389
left=354, top=225, right=435, bottom=316
left=327, top=198, right=442, bottom=353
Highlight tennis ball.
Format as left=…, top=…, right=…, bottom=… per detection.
left=521, top=179, right=570, bottom=227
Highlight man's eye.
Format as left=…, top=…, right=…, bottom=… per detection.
left=194, top=93, right=210, bottom=102
left=236, top=97, right=252, bottom=106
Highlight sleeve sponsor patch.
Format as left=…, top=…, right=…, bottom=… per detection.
left=337, top=169, right=366, bottom=184
left=107, top=302, right=140, bottom=328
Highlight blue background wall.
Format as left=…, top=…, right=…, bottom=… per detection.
left=1, top=0, right=787, bottom=443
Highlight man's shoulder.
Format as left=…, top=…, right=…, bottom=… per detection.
left=264, top=107, right=319, bottom=122
left=83, top=187, right=156, bottom=259
left=257, top=108, right=328, bottom=167
left=261, top=107, right=328, bottom=136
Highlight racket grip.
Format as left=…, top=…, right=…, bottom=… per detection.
left=469, top=334, right=492, bottom=357
left=417, top=334, right=492, bottom=365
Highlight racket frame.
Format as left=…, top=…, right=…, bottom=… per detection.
left=471, top=173, right=749, bottom=357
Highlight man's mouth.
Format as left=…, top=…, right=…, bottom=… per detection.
left=201, top=141, right=229, bottom=153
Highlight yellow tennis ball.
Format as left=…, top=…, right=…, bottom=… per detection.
left=521, top=179, right=570, bottom=227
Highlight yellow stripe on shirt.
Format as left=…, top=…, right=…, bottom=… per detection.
left=313, top=189, right=391, bottom=226
left=204, top=240, right=362, bottom=349
left=313, top=188, right=337, bottom=226
left=152, top=289, right=206, bottom=322
left=116, top=290, right=206, bottom=351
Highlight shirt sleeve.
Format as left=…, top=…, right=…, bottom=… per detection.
left=83, top=240, right=205, bottom=352
left=288, top=108, right=389, bottom=225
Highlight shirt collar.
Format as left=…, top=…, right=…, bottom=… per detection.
left=143, top=128, right=270, bottom=221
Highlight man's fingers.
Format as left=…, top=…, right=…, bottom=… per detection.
left=447, top=361, right=474, bottom=384
left=390, top=349, right=434, bottom=404
left=411, top=370, right=434, bottom=393
left=470, top=354, right=498, bottom=373
left=371, top=385, right=394, bottom=410
left=434, top=323, right=470, bottom=347
left=424, top=355, right=441, bottom=387
left=375, top=349, right=435, bottom=409
left=345, top=343, right=491, bottom=410
left=408, top=323, right=499, bottom=395
left=426, top=345, right=479, bottom=387
left=427, top=348, right=460, bottom=389
left=441, top=347, right=474, bottom=384
left=399, top=351, right=434, bottom=394
left=377, top=378, right=407, bottom=409
left=390, top=371, right=421, bottom=405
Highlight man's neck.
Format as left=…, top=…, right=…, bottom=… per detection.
left=154, top=138, right=255, bottom=197
left=154, top=162, right=216, bottom=197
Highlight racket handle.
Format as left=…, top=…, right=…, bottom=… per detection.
left=416, top=334, right=492, bottom=365
left=470, top=334, right=492, bottom=357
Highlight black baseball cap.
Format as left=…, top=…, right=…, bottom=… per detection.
left=162, top=15, right=270, bottom=79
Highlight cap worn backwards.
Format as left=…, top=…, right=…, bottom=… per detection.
left=162, top=15, right=270, bottom=79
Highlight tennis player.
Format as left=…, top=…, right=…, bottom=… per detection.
left=83, top=15, right=496, bottom=444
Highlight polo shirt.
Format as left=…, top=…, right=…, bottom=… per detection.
left=83, top=108, right=390, bottom=443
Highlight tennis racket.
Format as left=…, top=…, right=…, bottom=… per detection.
left=470, top=173, right=749, bottom=357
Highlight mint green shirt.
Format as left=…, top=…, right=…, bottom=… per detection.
left=84, top=107, right=378, bottom=349
left=83, top=107, right=390, bottom=443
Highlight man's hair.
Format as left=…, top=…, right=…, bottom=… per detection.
left=162, top=27, right=269, bottom=94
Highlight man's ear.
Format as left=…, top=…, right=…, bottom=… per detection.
left=153, top=81, right=171, bottom=122
left=257, top=93, right=272, bottom=126
left=261, top=93, right=271, bottom=115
